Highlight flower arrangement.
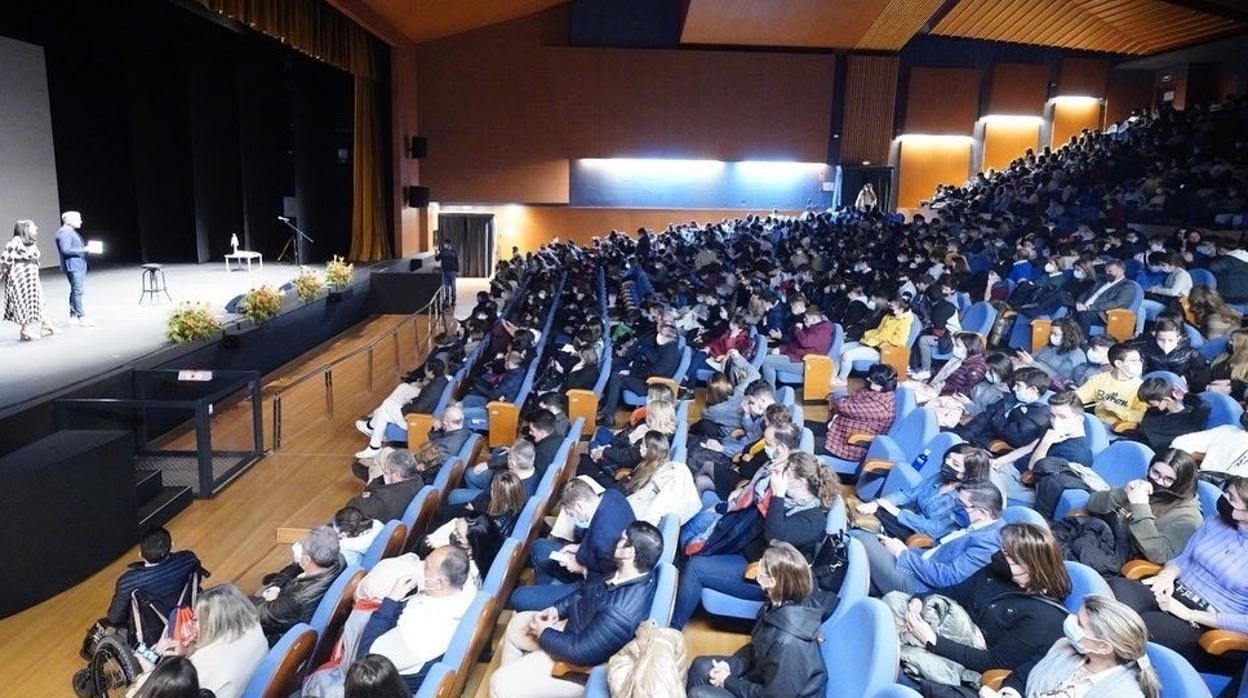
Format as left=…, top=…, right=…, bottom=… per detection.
left=238, top=285, right=283, bottom=323
left=166, top=302, right=221, bottom=344
left=325, top=255, right=354, bottom=290
left=292, top=266, right=325, bottom=303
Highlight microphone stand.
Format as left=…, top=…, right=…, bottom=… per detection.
left=276, top=217, right=315, bottom=265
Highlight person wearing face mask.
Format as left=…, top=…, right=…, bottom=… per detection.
left=1134, top=317, right=1210, bottom=393
left=854, top=481, right=1006, bottom=596
left=1107, top=476, right=1248, bottom=675
left=685, top=542, right=829, bottom=698
left=491, top=523, right=662, bottom=698
left=1075, top=343, right=1147, bottom=427
left=851, top=444, right=993, bottom=539
left=1069, top=335, right=1113, bottom=386
left=980, top=596, right=1160, bottom=698
left=344, top=450, right=424, bottom=523
left=597, top=324, right=681, bottom=425
left=1128, top=377, right=1210, bottom=452
left=893, top=524, right=1071, bottom=696
left=1206, top=240, right=1248, bottom=305
left=1082, top=449, right=1201, bottom=565
left=354, top=546, right=475, bottom=693
left=1140, top=251, right=1192, bottom=322
left=821, top=363, right=898, bottom=462
left=1016, top=318, right=1087, bottom=389
left=834, top=297, right=914, bottom=385
left=907, top=333, right=988, bottom=405
left=255, top=526, right=346, bottom=645
left=673, top=452, right=839, bottom=629
left=956, top=367, right=1053, bottom=451
left=511, top=477, right=635, bottom=612
left=761, top=304, right=835, bottom=386
left=1072, top=259, right=1134, bottom=337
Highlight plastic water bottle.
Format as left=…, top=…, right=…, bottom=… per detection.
left=911, top=448, right=931, bottom=471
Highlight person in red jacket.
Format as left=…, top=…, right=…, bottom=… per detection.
left=690, top=314, right=757, bottom=379
left=761, top=305, right=834, bottom=386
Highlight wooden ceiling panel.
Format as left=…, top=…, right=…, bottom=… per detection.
left=933, top=0, right=1243, bottom=55
left=354, top=0, right=567, bottom=44
left=680, top=0, right=894, bottom=49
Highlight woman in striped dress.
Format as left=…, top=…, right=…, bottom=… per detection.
left=0, top=220, right=52, bottom=341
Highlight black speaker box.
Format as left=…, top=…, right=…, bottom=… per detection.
left=408, top=136, right=427, bottom=159
left=405, top=186, right=430, bottom=208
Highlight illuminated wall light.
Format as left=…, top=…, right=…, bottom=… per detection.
left=1050, top=96, right=1102, bottom=106
left=980, top=114, right=1045, bottom=125
left=896, top=134, right=975, bottom=144
left=736, top=161, right=829, bottom=176
left=578, top=158, right=725, bottom=177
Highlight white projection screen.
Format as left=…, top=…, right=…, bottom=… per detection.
left=0, top=36, right=62, bottom=267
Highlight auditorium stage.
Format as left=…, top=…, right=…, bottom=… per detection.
left=0, top=262, right=326, bottom=411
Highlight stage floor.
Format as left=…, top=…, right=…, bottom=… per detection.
left=0, top=262, right=321, bottom=411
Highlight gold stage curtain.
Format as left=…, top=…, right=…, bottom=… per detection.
left=349, top=77, right=392, bottom=261
left=192, top=0, right=392, bottom=261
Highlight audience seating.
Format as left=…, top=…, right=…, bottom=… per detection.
left=307, top=566, right=365, bottom=668
left=850, top=407, right=938, bottom=496
left=1149, top=642, right=1215, bottom=698
left=241, top=623, right=317, bottom=698
left=622, top=346, right=693, bottom=406
left=876, top=432, right=964, bottom=499
left=440, top=591, right=495, bottom=698
left=1062, top=561, right=1113, bottom=613
left=567, top=348, right=612, bottom=434
left=932, top=302, right=997, bottom=363
left=1200, top=391, right=1244, bottom=428
left=413, top=662, right=456, bottom=698
left=360, top=521, right=407, bottom=570
left=401, top=486, right=440, bottom=552
left=1052, top=441, right=1154, bottom=519
left=774, top=323, right=844, bottom=402
left=819, top=599, right=900, bottom=698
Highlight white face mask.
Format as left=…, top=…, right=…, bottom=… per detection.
left=291, top=542, right=304, bottom=565
left=952, top=345, right=968, bottom=359
left=1073, top=269, right=1087, bottom=280
left=1049, top=334, right=1062, bottom=347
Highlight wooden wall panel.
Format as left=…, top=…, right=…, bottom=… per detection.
left=1051, top=99, right=1103, bottom=148
left=897, top=137, right=971, bottom=209
left=841, top=54, right=900, bottom=164
left=988, top=63, right=1050, bottom=115
left=1058, top=57, right=1110, bottom=97
left=982, top=120, right=1040, bottom=172
left=1105, top=70, right=1155, bottom=126
left=904, top=67, right=982, bottom=136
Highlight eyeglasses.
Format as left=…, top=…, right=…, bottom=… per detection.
left=1147, top=466, right=1176, bottom=486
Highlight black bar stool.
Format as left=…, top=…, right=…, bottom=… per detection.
left=139, top=263, right=172, bottom=304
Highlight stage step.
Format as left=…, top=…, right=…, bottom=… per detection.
left=138, top=486, right=193, bottom=531
left=134, top=468, right=164, bottom=506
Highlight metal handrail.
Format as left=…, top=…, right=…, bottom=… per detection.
left=271, top=286, right=448, bottom=450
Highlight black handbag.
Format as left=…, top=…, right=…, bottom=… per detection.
left=810, top=530, right=850, bottom=593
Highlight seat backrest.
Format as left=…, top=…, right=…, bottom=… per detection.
left=1189, top=268, right=1216, bottom=289
left=963, top=302, right=997, bottom=336
left=1182, top=323, right=1205, bottom=348
left=800, top=427, right=816, bottom=454
left=1003, top=506, right=1049, bottom=528
left=482, top=537, right=521, bottom=596
left=1092, top=441, right=1154, bottom=486
left=511, top=494, right=547, bottom=546
left=821, top=598, right=899, bottom=698
left=1063, top=561, right=1113, bottom=613
left=362, top=521, right=407, bottom=570
left=308, top=566, right=365, bottom=667
left=1148, top=642, right=1213, bottom=698
left=874, top=686, right=923, bottom=698
left=1198, top=334, right=1230, bottom=362
left=401, top=486, right=439, bottom=551
left=443, top=591, right=494, bottom=693
left=241, top=623, right=317, bottom=698
left=825, top=498, right=848, bottom=534
left=658, top=514, right=679, bottom=565
left=828, top=322, right=844, bottom=358
left=671, top=346, right=693, bottom=382
left=893, top=408, right=938, bottom=460
left=1197, top=480, right=1222, bottom=517
left=432, top=456, right=467, bottom=497
left=777, top=386, right=797, bottom=406
left=1200, top=391, right=1244, bottom=429
left=647, top=563, right=678, bottom=626
left=834, top=537, right=869, bottom=621
left=905, top=315, right=923, bottom=348
left=1083, top=413, right=1110, bottom=457
left=893, top=387, right=918, bottom=424
left=1142, top=370, right=1187, bottom=391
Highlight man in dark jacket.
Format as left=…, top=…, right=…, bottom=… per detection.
left=434, top=237, right=459, bottom=304
left=1073, top=259, right=1135, bottom=336
left=255, top=526, right=345, bottom=645
left=346, top=449, right=424, bottom=522
left=461, top=351, right=527, bottom=431
left=490, top=521, right=662, bottom=698
left=510, top=478, right=636, bottom=611
left=1130, top=377, right=1211, bottom=452
left=597, top=324, right=681, bottom=424
left=428, top=404, right=472, bottom=459
left=1134, top=318, right=1210, bottom=392
left=686, top=598, right=828, bottom=698
left=957, top=367, right=1053, bottom=450
left=101, top=528, right=202, bottom=639
left=1206, top=244, right=1248, bottom=304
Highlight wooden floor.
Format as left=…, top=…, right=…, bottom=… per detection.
left=0, top=304, right=834, bottom=697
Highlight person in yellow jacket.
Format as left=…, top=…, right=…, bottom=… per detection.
left=834, top=298, right=914, bottom=383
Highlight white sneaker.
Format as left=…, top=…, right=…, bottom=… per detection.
left=354, top=446, right=381, bottom=459
left=76, top=317, right=95, bottom=327
left=354, top=419, right=374, bottom=437
left=909, top=370, right=931, bottom=381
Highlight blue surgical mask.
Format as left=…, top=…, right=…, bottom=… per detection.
left=1063, top=614, right=1090, bottom=654
left=952, top=506, right=972, bottom=528
left=1013, top=387, right=1036, bottom=404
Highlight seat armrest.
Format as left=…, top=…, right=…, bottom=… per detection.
left=846, top=432, right=874, bottom=446
left=1112, top=421, right=1138, bottom=434
left=981, top=669, right=1013, bottom=690
left=1121, top=559, right=1162, bottom=580
left=862, top=459, right=895, bottom=474
left=405, top=413, right=434, bottom=447
left=987, top=439, right=1011, bottom=455
left=486, top=401, right=520, bottom=449
left=1199, top=630, right=1248, bottom=656
left=906, top=533, right=934, bottom=549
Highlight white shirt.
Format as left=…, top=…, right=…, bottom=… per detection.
left=1171, top=425, right=1248, bottom=477
left=369, top=585, right=477, bottom=675
left=189, top=624, right=269, bottom=698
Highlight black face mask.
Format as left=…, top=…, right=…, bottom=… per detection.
left=1149, top=479, right=1181, bottom=501
left=940, top=464, right=962, bottom=483
left=989, top=551, right=1013, bottom=580
left=1217, top=495, right=1243, bottom=527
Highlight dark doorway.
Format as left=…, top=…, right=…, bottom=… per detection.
left=437, top=213, right=494, bottom=277
left=840, top=166, right=895, bottom=212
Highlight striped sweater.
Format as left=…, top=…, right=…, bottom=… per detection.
left=1172, top=516, right=1248, bottom=633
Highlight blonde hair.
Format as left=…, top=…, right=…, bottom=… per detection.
left=645, top=397, right=678, bottom=435
left=785, top=451, right=841, bottom=508
left=705, top=373, right=733, bottom=407
left=1213, top=329, right=1248, bottom=383
left=625, top=430, right=671, bottom=495
left=193, top=584, right=260, bottom=649
left=1082, top=595, right=1160, bottom=698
